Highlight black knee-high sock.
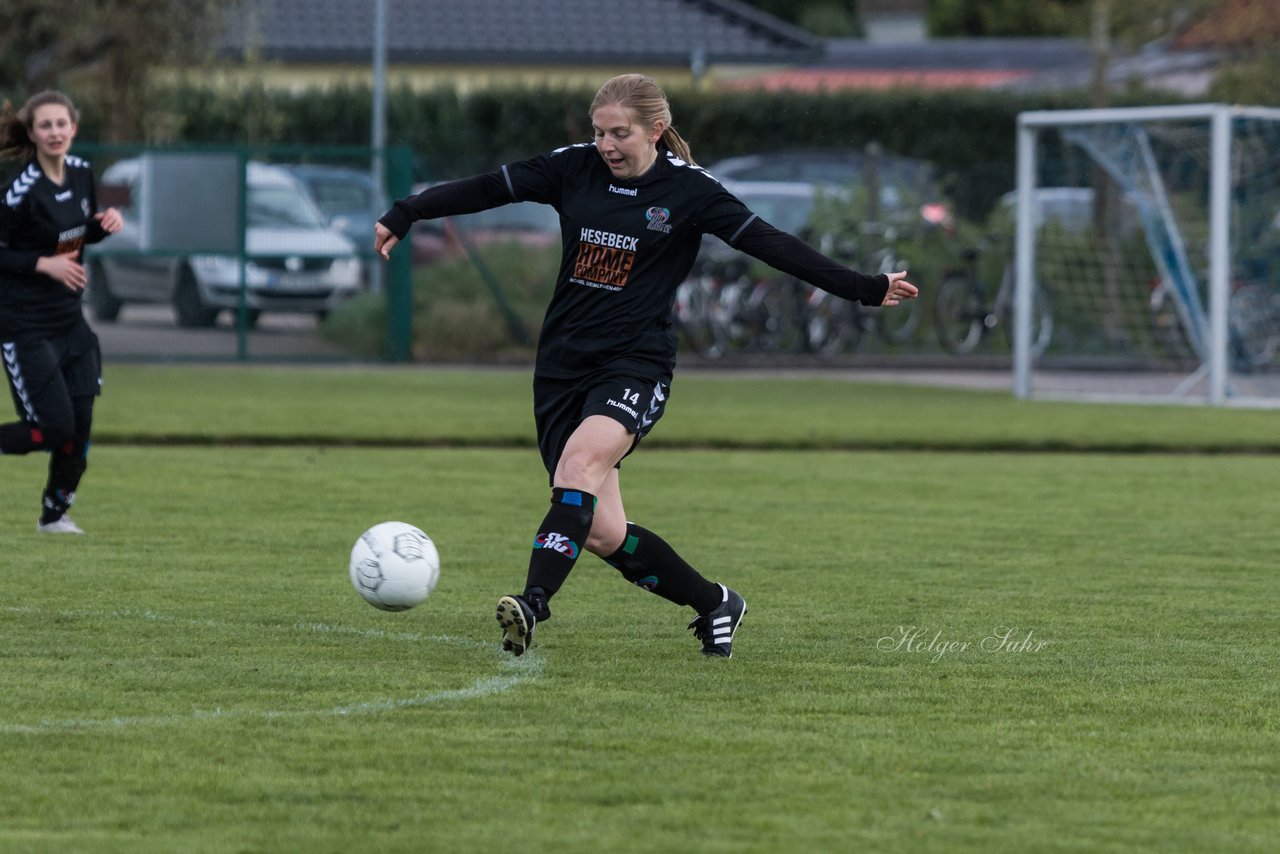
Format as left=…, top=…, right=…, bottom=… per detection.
left=41, top=442, right=88, bottom=524
left=602, top=523, right=721, bottom=614
left=524, top=487, right=596, bottom=603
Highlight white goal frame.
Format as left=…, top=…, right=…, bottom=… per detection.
left=1014, top=103, right=1280, bottom=407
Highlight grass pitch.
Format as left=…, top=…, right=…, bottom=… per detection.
left=1, top=366, right=1277, bottom=852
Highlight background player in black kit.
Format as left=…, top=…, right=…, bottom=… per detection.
left=375, top=73, right=917, bottom=658
left=0, top=91, right=122, bottom=533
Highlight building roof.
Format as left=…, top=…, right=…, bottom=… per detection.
left=1000, top=45, right=1221, bottom=96
left=722, top=38, right=1093, bottom=92
left=219, top=0, right=822, bottom=66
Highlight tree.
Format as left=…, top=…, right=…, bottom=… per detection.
left=928, top=0, right=1091, bottom=37
left=0, top=0, right=236, bottom=142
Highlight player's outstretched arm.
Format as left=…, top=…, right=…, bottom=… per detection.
left=732, top=218, right=907, bottom=307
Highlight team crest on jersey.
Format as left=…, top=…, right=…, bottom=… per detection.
left=81, top=198, right=91, bottom=217
left=645, top=206, right=672, bottom=233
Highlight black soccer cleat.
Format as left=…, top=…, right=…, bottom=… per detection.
left=496, top=593, right=540, bottom=656
left=688, top=583, right=747, bottom=658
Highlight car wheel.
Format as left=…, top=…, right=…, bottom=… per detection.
left=87, top=260, right=123, bottom=322
left=173, top=266, right=219, bottom=328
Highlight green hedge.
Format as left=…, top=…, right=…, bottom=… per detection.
left=151, top=82, right=1190, bottom=220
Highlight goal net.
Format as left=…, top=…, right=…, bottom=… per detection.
left=1012, top=104, right=1280, bottom=407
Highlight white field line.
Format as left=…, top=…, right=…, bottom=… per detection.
left=0, top=606, right=541, bottom=735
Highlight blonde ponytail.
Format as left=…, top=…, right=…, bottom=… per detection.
left=661, top=127, right=696, bottom=166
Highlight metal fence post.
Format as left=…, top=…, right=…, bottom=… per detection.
left=384, top=146, right=414, bottom=362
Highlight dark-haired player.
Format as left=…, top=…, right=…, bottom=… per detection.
left=1, top=91, right=122, bottom=533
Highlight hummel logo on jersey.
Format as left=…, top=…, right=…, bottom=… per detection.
left=608, top=184, right=637, bottom=197
left=54, top=189, right=73, bottom=202
left=646, top=206, right=672, bottom=233
left=534, top=532, right=580, bottom=559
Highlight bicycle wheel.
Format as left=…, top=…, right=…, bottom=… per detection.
left=876, top=294, right=921, bottom=345
left=1001, top=282, right=1053, bottom=359
left=1028, top=286, right=1053, bottom=358
left=804, top=289, right=857, bottom=355
left=933, top=273, right=986, bottom=355
left=873, top=248, right=920, bottom=345
left=674, top=276, right=727, bottom=359
left=754, top=277, right=803, bottom=353
left=1230, top=283, right=1280, bottom=371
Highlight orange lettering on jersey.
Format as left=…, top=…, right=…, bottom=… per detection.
left=572, top=240, right=636, bottom=290
left=55, top=235, right=85, bottom=257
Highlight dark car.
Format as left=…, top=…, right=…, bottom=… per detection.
left=706, top=147, right=951, bottom=229
left=286, top=164, right=384, bottom=253
left=408, top=182, right=561, bottom=266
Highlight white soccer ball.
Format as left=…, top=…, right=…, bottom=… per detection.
left=349, top=521, right=440, bottom=611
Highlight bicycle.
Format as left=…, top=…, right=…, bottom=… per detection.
left=933, top=244, right=1053, bottom=357
left=801, top=224, right=922, bottom=355
left=674, top=256, right=800, bottom=358
left=674, top=256, right=731, bottom=359
left=1229, top=280, right=1280, bottom=372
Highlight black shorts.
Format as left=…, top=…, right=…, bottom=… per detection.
left=533, top=371, right=671, bottom=481
left=2, top=320, right=102, bottom=425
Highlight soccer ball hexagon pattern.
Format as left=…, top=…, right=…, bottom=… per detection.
left=349, top=521, right=440, bottom=611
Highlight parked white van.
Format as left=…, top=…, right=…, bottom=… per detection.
left=87, top=157, right=361, bottom=327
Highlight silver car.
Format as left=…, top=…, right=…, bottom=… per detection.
left=87, top=158, right=361, bottom=327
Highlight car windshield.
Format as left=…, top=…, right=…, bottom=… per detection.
left=712, top=152, right=938, bottom=212
left=248, top=186, right=327, bottom=228
left=306, top=179, right=373, bottom=216
left=451, top=202, right=559, bottom=233
left=736, top=192, right=815, bottom=234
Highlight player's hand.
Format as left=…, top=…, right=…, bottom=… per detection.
left=374, top=223, right=399, bottom=260
left=95, top=207, right=123, bottom=234
left=881, top=271, right=918, bottom=307
left=36, top=252, right=87, bottom=292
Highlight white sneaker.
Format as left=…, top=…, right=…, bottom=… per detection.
left=37, top=516, right=85, bottom=534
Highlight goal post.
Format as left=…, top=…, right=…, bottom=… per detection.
left=1013, top=104, right=1280, bottom=407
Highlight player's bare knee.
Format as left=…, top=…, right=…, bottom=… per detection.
left=554, top=452, right=609, bottom=493
left=585, top=520, right=626, bottom=557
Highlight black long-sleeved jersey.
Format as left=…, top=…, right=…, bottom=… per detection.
left=380, top=143, right=888, bottom=379
left=0, top=155, right=108, bottom=337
